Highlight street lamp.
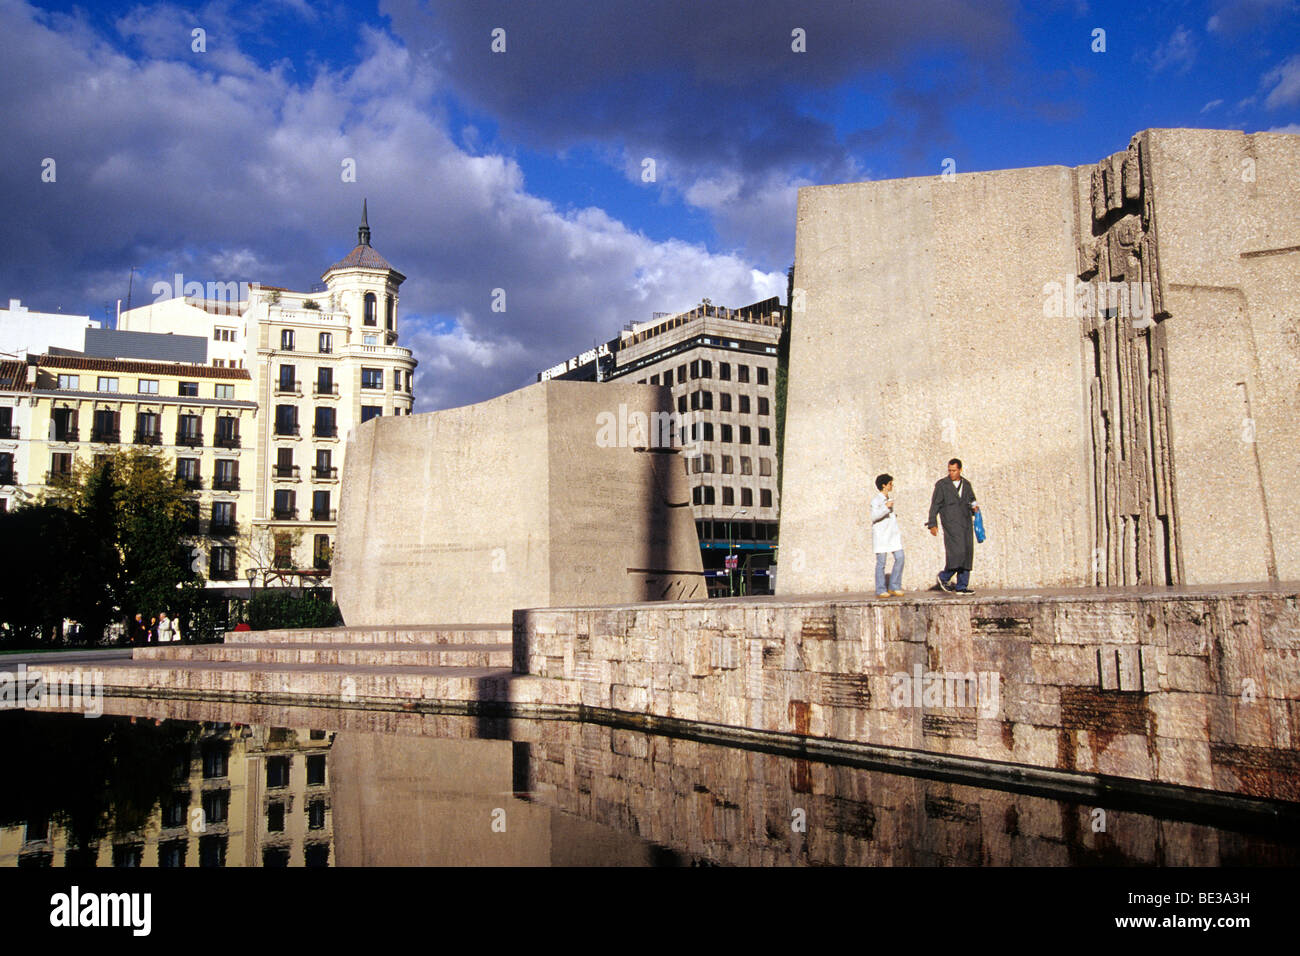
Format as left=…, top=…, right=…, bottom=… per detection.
left=726, top=509, right=748, bottom=598
left=245, top=567, right=256, bottom=605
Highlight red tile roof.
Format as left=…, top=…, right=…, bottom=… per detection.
left=36, top=354, right=251, bottom=379
left=0, top=360, right=31, bottom=391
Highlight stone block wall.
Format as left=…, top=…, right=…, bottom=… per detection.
left=517, top=589, right=1300, bottom=801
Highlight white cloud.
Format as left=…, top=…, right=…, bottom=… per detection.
left=1263, top=54, right=1300, bottom=108
left=1149, top=26, right=1197, bottom=74
left=1201, top=98, right=1224, bottom=113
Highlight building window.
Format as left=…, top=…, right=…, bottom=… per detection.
left=690, top=390, right=713, bottom=411
left=138, top=379, right=158, bottom=394
left=689, top=360, right=699, bottom=379
left=720, top=424, right=733, bottom=443
left=176, top=413, right=202, bottom=447
left=280, top=329, right=295, bottom=350
left=676, top=395, right=687, bottom=414
left=112, top=844, right=143, bottom=868
left=759, top=427, right=771, bottom=446
left=741, top=487, right=753, bottom=506
left=313, top=534, right=331, bottom=570
left=213, top=359, right=225, bottom=368
left=202, top=742, right=229, bottom=778
left=91, top=409, right=120, bottom=443
left=159, top=841, right=187, bottom=868
left=314, top=406, right=336, bottom=438
left=49, top=452, right=73, bottom=480
left=738, top=365, right=750, bottom=383
left=210, top=545, right=235, bottom=580
left=385, top=295, right=395, bottom=330
left=198, top=836, right=226, bottom=868
left=179, top=381, right=198, bottom=397
left=364, top=292, right=377, bottom=326
left=201, top=789, right=229, bottom=825
left=739, top=395, right=750, bottom=414
left=273, top=490, right=297, bottom=522
left=739, top=426, right=751, bottom=444
left=757, top=367, right=769, bottom=386
left=701, top=486, right=716, bottom=505
left=278, top=364, right=296, bottom=392
left=363, top=334, right=377, bottom=346
left=721, top=455, right=733, bottom=474
left=214, top=460, right=239, bottom=493
left=760, top=458, right=772, bottom=477
left=393, top=369, right=402, bottom=390
left=273, top=532, right=294, bottom=568
left=316, top=367, right=334, bottom=395
left=761, top=488, right=773, bottom=508
left=719, top=363, right=731, bottom=381
left=701, top=422, right=714, bottom=441
left=57, top=374, right=79, bottom=390
left=304, top=844, right=329, bottom=867
left=135, top=411, right=160, bottom=444
left=318, top=332, right=332, bottom=354
left=97, top=376, right=118, bottom=392
left=311, top=490, right=331, bottom=522
left=267, top=756, right=291, bottom=789
left=722, top=487, right=734, bottom=506
left=361, top=367, right=383, bottom=389
left=758, top=397, right=770, bottom=416
left=210, top=502, right=236, bottom=530
left=719, top=393, right=731, bottom=412
left=676, top=365, right=686, bottom=384
left=313, top=449, right=334, bottom=480
left=176, top=457, right=200, bottom=488
left=649, top=374, right=659, bottom=385
left=0, top=407, right=12, bottom=439
left=360, top=405, right=382, bottom=423
left=308, top=800, right=326, bottom=830
left=740, top=457, right=752, bottom=476
left=0, top=452, right=14, bottom=485
left=274, top=405, right=298, bottom=436
left=267, top=802, right=285, bottom=833
left=215, top=415, right=239, bottom=448
left=306, top=754, right=326, bottom=786
left=214, top=383, right=234, bottom=400
left=700, top=360, right=712, bottom=378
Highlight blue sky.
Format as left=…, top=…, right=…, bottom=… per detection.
left=1, top=0, right=1297, bottom=409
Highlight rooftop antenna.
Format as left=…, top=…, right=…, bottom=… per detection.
left=125, top=266, right=138, bottom=312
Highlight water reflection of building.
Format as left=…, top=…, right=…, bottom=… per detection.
left=0, top=722, right=334, bottom=867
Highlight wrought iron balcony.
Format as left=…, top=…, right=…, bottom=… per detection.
left=273, top=424, right=300, bottom=437
left=208, top=565, right=238, bottom=581
left=214, top=433, right=241, bottom=449
left=178, top=475, right=203, bottom=490
left=175, top=432, right=203, bottom=448
left=134, top=431, right=162, bottom=445
left=0, top=425, right=20, bottom=439
left=275, top=380, right=302, bottom=396
left=213, top=476, right=240, bottom=491
left=209, top=520, right=237, bottom=537
left=310, top=508, right=337, bottom=522
left=273, top=465, right=300, bottom=479
left=90, top=428, right=120, bottom=444
left=51, top=428, right=79, bottom=443
left=311, top=466, right=338, bottom=480
left=312, top=425, right=337, bottom=438
left=272, top=507, right=297, bottom=521
left=313, top=383, right=338, bottom=396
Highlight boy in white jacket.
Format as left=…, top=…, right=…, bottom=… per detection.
left=871, top=474, right=905, bottom=597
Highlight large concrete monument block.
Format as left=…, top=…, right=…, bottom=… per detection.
left=778, top=128, right=1300, bottom=595
left=333, top=379, right=704, bottom=625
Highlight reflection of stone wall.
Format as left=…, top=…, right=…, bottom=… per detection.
left=778, top=127, right=1300, bottom=592
left=524, top=723, right=1294, bottom=866
left=519, top=588, right=1300, bottom=801
left=333, top=379, right=704, bottom=626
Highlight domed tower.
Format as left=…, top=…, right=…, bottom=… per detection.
left=322, top=199, right=406, bottom=347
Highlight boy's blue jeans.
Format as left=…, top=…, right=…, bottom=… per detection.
left=875, top=550, right=904, bottom=593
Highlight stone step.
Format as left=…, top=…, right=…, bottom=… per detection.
left=134, top=642, right=514, bottom=668
left=223, top=624, right=513, bottom=646
left=84, top=658, right=564, bottom=707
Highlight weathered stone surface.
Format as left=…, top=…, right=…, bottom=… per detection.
left=333, top=379, right=704, bottom=625
left=778, top=127, right=1300, bottom=593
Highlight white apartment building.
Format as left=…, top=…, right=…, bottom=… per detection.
left=118, top=203, right=417, bottom=580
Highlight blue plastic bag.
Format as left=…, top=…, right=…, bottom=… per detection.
left=973, top=509, right=986, bottom=544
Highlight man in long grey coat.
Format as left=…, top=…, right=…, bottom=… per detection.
left=927, top=458, right=980, bottom=593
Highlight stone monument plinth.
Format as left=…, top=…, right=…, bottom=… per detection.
left=332, top=379, right=705, bottom=625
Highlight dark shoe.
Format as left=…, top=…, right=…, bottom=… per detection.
left=955, top=587, right=975, bottom=594
left=936, top=574, right=953, bottom=592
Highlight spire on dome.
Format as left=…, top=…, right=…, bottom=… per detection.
left=358, top=198, right=371, bottom=247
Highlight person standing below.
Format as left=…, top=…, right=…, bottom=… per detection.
left=927, top=458, right=980, bottom=594
left=157, top=611, right=173, bottom=643
left=871, top=473, right=905, bottom=598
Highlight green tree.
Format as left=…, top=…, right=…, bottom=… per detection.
left=41, top=448, right=203, bottom=635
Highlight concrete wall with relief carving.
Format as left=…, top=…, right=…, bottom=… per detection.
left=778, top=127, right=1300, bottom=593
left=333, top=379, right=704, bottom=626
